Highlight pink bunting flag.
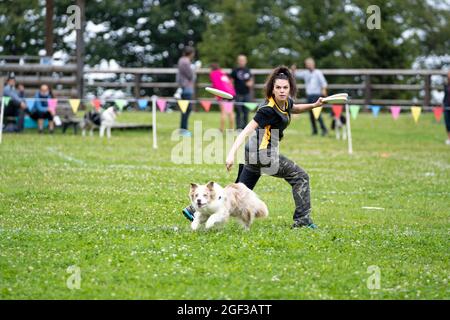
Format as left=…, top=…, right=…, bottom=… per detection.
left=433, top=106, right=443, bottom=122
left=332, top=105, right=343, bottom=118
left=48, top=98, right=58, bottom=114
left=221, top=101, right=234, bottom=114
left=92, top=98, right=101, bottom=111
left=390, top=106, right=401, bottom=120
left=200, top=100, right=212, bottom=112
left=157, top=99, right=167, bottom=112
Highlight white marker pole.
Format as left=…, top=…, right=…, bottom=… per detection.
left=151, top=95, right=158, bottom=149
left=0, top=97, right=5, bottom=144
left=345, top=103, right=353, bottom=155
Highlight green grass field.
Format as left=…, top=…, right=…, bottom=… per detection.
left=0, top=110, right=449, bottom=299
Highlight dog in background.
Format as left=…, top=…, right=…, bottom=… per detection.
left=99, top=106, right=117, bottom=138
left=80, top=107, right=117, bottom=138
left=80, top=109, right=101, bottom=137
left=189, top=181, right=268, bottom=230
left=331, top=115, right=347, bottom=140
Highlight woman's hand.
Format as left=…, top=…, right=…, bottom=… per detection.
left=225, top=154, right=234, bottom=171
left=313, top=97, right=324, bottom=108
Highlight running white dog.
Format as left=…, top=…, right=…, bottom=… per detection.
left=189, top=181, right=268, bottom=230
left=99, top=107, right=117, bottom=138
left=331, top=115, right=347, bottom=140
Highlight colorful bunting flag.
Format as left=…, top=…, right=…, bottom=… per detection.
left=433, top=106, right=443, bottom=122
left=138, top=99, right=148, bottom=110
left=92, top=98, right=101, bottom=111
left=370, top=105, right=381, bottom=117
left=200, top=100, right=211, bottom=112
left=349, top=105, right=360, bottom=119
left=178, top=100, right=190, bottom=113
left=312, top=107, right=323, bottom=120
left=69, top=99, right=80, bottom=113
left=221, top=101, right=234, bottom=114
left=390, top=106, right=401, bottom=120
left=2, top=96, right=11, bottom=106
left=244, top=102, right=258, bottom=111
left=411, top=106, right=421, bottom=123
left=26, top=98, right=35, bottom=111
left=332, top=105, right=343, bottom=118
left=48, top=98, right=58, bottom=114
left=115, top=99, right=127, bottom=111
left=157, top=99, right=167, bottom=112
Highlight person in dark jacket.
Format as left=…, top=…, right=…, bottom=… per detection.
left=2, top=73, right=27, bottom=132
left=443, top=71, right=450, bottom=145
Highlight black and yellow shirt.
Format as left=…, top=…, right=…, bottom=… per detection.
left=245, top=97, right=293, bottom=164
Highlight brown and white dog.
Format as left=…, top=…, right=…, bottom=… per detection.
left=189, top=181, right=268, bottom=230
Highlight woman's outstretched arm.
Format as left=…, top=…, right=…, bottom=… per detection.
left=292, top=97, right=324, bottom=114
left=225, top=120, right=259, bottom=171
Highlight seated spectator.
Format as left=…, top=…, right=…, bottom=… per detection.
left=17, top=83, right=25, bottom=99
left=30, top=84, right=55, bottom=134
left=2, top=73, right=27, bottom=132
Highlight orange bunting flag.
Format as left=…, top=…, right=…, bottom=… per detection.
left=178, top=100, right=190, bottom=113
left=92, top=98, right=101, bottom=111
left=312, top=107, right=322, bottom=120
left=200, top=100, right=212, bottom=112
left=69, top=99, right=80, bottom=113
left=332, top=105, right=343, bottom=118
left=411, top=106, right=421, bottom=123
left=433, top=106, right=443, bottom=122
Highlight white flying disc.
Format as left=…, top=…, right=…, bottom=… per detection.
left=322, top=93, right=349, bottom=104
left=205, top=87, right=233, bottom=99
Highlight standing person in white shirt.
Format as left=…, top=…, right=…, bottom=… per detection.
left=293, top=58, right=329, bottom=136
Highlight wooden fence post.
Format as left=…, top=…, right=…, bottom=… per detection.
left=134, top=73, right=141, bottom=100
left=364, top=74, right=371, bottom=106
left=424, top=74, right=431, bottom=107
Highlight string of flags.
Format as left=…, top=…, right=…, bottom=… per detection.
left=0, top=96, right=260, bottom=114
left=313, top=104, right=446, bottom=124
left=1, top=96, right=447, bottom=124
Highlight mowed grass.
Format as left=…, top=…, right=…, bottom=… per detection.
left=0, top=108, right=449, bottom=299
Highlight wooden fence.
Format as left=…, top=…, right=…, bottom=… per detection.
left=0, top=56, right=447, bottom=107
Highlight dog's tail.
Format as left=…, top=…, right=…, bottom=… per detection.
left=254, top=199, right=269, bottom=219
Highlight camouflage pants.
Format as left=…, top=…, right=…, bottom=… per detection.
left=236, top=154, right=313, bottom=224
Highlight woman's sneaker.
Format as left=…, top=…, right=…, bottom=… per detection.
left=292, top=220, right=318, bottom=229
left=182, top=205, right=196, bottom=222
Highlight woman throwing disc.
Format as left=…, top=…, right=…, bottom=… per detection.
left=182, top=66, right=324, bottom=229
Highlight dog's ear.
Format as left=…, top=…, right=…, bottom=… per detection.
left=190, top=183, right=198, bottom=191
left=206, top=181, right=214, bottom=190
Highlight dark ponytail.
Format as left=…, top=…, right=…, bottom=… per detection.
left=264, top=66, right=297, bottom=100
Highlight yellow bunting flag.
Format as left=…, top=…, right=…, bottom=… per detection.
left=177, top=100, right=189, bottom=113
left=312, top=107, right=322, bottom=120
left=69, top=99, right=80, bottom=113
left=411, top=106, right=421, bottom=124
